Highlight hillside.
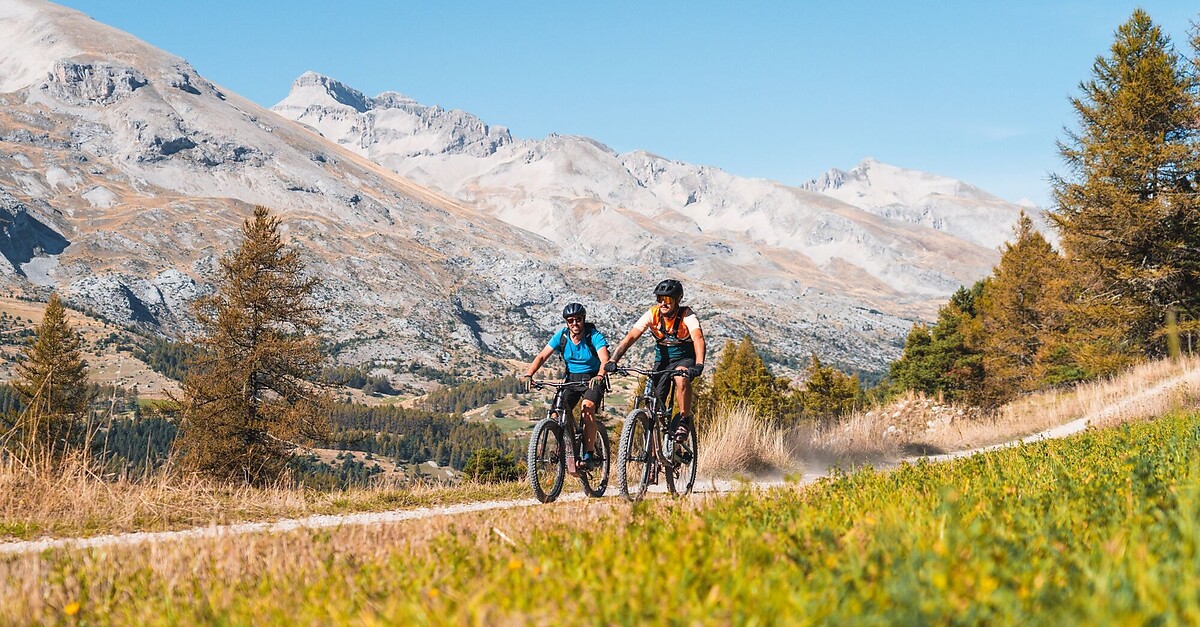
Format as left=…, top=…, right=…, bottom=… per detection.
left=3, top=358, right=1200, bottom=623
left=0, top=293, right=178, bottom=398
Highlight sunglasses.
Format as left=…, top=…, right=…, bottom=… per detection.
left=564, top=316, right=584, bottom=324
left=657, top=296, right=676, bottom=304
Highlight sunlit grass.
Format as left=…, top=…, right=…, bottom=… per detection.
left=7, top=412, right=1200, bottom=624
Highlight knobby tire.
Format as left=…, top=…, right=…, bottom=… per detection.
left=617, top=408, right=653, bottom=502
left=579, top=421, right=610, bottom=497
left=527, top=418, right=566, bottom=503
left=666, top=415, right=698, bottom=496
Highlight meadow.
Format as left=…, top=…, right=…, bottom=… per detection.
left=7, top=408, right=1200, bottom=624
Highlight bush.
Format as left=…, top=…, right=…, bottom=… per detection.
left=463, top=448, right=521, bottom=483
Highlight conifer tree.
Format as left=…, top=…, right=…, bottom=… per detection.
left=796, top=354, right=862, bottom=419
left=9, top=293, right=92, bottom=458
left=887, top=283, right=985, bottom=404
left=176, top=206, right=331, bottom=484
left=705, top=336, right=790, bottom=421
left=977, top=213, right=1067, bottom=401
left=1051, top=9, right=1200, bottom=353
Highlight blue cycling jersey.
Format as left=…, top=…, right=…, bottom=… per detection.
left=547, top=326, right=609, bottom=374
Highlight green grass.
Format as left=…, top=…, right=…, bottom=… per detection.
left=490, top=415, right=533, bottom=432
left=136, top=398, right=180, bottom=411
left=14, top=413, right=1200, bottom=624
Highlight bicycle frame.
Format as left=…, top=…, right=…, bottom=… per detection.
left=625, top=366, right=689, bottom=456
left=537, top=378, right=606, bottom=456
left=526, top=377, right=611, bottom=502
left=611, top=364, right=698, bottom=501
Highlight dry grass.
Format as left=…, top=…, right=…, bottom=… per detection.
left=798, top=356, right=1200, bottom=462
left=790, top=409, right=905, bottom=470
left=917, top=356, right=1200, bottom=451
left=699, top=404, right=797, bottom=478
left=701, top=357, right=1200, bottom=474
left=0, top=450, right=526, bottom=541
left=0, top=491, right=683, bottom=623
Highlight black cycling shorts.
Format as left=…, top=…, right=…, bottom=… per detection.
left=562, top=371, right=605, bottom=415
left=652, top=357, right=695, bottom=406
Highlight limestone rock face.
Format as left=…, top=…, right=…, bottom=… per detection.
left=45, top=61, right=148, bottom=106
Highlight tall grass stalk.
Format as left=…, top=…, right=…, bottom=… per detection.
left=804, top=356, right=1200, bottom=461
left=699, top=403, right=796, bottom=477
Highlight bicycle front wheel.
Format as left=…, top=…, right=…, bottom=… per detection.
left=666, top=415, right=698, bottom=496
left=579, top=421, right=610, bottom=498
left=527, top=418, right=566, bottom=503
left=617, top=408, right=654, bottom=502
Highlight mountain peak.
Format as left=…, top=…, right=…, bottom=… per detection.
left=273, top=74, right=514, bottom=159
left=290, top=71, right=371, bottom=112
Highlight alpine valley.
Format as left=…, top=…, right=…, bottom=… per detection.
left=0, top=0, right=1040, bottom=381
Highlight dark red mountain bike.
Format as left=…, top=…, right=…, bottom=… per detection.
left=525, top=379, right=611, bottom=503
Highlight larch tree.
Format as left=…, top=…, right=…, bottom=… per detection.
left=8, top=293, right=92, bottom=459
left=175, top=205, right=331, bottom=485
left=977, top=213, right=1067, bottom=401
left=1051, top=9, right=1200, bottom=354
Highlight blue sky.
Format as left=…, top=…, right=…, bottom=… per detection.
left=55, top=1, right=1199, bottom=207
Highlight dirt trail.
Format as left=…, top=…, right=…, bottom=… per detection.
left=3, top=366, right=1198, bottom=557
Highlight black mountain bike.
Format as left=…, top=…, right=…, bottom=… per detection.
left=526, top=379, right=611, bottom=503
left=610, top=365, right=698, bottom=502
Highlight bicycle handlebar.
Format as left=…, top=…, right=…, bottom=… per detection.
left=528, top=379, right=594, bottom=391
left=608, top=364, right=695, bottom=379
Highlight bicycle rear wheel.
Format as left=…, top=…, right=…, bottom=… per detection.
left=617, top=408, right=654, bottom=502
left=579, top=421, right=610, bottom=497
left=666, top=415, right=698, bottom=496
left=527, top=418, right=566, bottom=503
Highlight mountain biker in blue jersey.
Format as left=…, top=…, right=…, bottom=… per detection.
left=606, top=279, right=706, bottom=441
left=521, top=303, right=611, bottom=469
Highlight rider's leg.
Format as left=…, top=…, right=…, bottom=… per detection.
left=580, top=399, right=597, bottom=453
left=674, top=374, right=691, bottom=416
left=673, top=374, right=693, bottom=441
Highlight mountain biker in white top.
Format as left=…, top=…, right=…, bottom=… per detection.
left=605, top=279, right=706, bottom=440
left=521, top=303, right=611, bottom=468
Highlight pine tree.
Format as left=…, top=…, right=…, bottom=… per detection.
left=887, top=283, right=985, bottom=404
left=704, top=337, right=790, bottom=421
left=175, top=206, right=331, bottom=484
left=9, top=293, right=92, bottom=458
left=1051, top=9, right=1200, bottom=354
left=796, top=354, right=862, bottom=419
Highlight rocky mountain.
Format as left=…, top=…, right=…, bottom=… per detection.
left=802, top=158, right=1044, bottom=250
left=274, top=74, right=1020, bottom=302
left=0, top=0, right=1029, bottom=380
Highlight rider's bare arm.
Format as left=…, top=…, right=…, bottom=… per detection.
left=523, top=345, right=557, bottom=379
left=610, top=311, right=653, bottom=363
left=687, top=312, right=705, bottom=368
left=595, top=346, right=612, bottom=380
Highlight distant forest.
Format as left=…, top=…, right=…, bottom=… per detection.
left=420, top=376, right=525, bottom=413
left=0, top=379, right=519, bottom=488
